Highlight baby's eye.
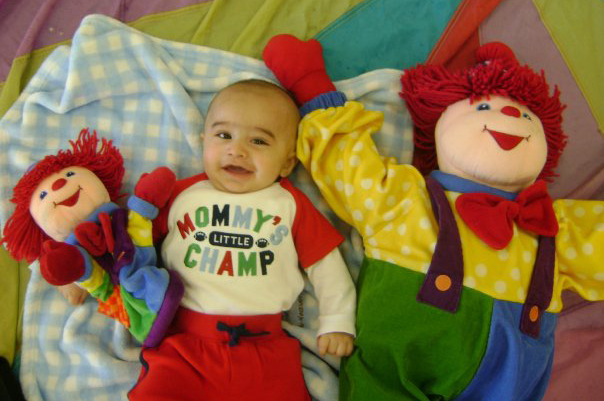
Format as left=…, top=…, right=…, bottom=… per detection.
left=40, top=190, right=48, bottom=200
left=476, top=103, right=491, bottom=111
left=217, top=132, right=231, bottom=139
left=66, top=171, right=75, bottom=177
left=522, top=113, right=532, bottom=121
left=252, top=138, right=269, bottom=146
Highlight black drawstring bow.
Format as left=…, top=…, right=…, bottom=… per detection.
left=216, top=322, right=270, bottom=346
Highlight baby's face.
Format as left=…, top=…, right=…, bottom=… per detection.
left=202, top=83, right=299, bottom=194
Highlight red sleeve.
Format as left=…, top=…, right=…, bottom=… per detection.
left=280, top=178, right=344, bottom=269
left=152, top=172, right=208, bottom=243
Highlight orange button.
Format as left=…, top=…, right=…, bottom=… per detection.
left=529, top=306, right=540, bottom=322
left=435, top=275, right=452, bottom=292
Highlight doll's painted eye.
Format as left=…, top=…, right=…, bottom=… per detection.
left=66, top=171, right=75, bottom=177
left=477, top=103, right=491, bottom=111
left=522, top=113, right=532, bottom=121
left=40, top=191, right=48, bottom=200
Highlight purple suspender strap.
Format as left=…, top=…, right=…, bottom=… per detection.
left=419, top=176, right=556, bottom=337
left=520, top=235, right=555, bottom=338
left=416, top=176, right=464, bottom=312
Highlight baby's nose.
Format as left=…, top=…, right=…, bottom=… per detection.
left=501, top=105, right=521, bottom=118
left=52, top=178, right=67, bottom=191
left=229, top=141, right=247, bottom=157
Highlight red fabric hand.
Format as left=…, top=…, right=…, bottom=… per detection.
left=455, top=180, right=559, bottom=249
left=75, top=220, right=108, bottom=256
left=263, top=34, right=336, bottom=105
left=39, top=240, right=85, bottom=286
left=134, top=166, right=176, bottom=208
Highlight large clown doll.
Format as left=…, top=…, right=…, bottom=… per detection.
left=263, top=36, right=604, bottom=400
left=2, top=129, right=183, bottom=347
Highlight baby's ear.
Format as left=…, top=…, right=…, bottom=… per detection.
left=280, top=151, right=298, bottom=177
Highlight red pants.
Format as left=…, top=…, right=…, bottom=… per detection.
left=128, top=307, right=311, bottom=401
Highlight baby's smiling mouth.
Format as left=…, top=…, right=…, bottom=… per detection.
left=224, top=165, right=252, bottom=175
left=55, top=187, right=81, bottom=207
left=484, top=125, right=530, bottom=150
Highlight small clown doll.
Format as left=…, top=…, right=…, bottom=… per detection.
left=263, top=36, right=604, bottom=400
left=2, top=129, right=183, bottom=347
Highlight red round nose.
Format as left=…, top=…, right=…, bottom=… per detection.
left=52, top=178, right=67, bottom=191
left=501, top=106, right=521, bottom=118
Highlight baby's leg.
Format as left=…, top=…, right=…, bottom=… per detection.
left=57, top=283, right=88, bottom=305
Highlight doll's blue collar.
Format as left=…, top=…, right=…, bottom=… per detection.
left=429, top=170, right=517, bottom=200
left=65, top=202, right=120, bottom=245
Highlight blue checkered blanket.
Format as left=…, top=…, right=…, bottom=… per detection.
left=0, top=14, right=413, bottom=401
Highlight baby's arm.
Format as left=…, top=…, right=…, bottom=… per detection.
left=307, top=248, right=356, bottom=357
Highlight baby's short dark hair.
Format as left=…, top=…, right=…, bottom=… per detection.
left=208, top=79, right=299, bottom=117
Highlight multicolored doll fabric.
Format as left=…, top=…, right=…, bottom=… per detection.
left=263, top=35, right=604, bottom=400
left=1, top=129, right=183, bottom=347
left=62, top=199, right=184, bottom=347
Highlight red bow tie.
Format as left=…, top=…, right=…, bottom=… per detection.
left=455, top=180, right=558, bottom=249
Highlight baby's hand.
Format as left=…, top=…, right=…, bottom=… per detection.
left=317, top=332, right=354, bottom=357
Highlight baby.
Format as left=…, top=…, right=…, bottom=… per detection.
left=128, top=79, right=356, bottom=401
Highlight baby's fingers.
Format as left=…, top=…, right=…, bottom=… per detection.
left=336, top=339, right=354, bottom=357
left=317, top=335, right=330, bottom=356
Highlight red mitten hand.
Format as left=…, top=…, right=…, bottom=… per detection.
left=74, top=221, right=107, bottom=257
left=39, top=240, right=85, bottom=286
left=134, top=166, right=176, bottom=209
left=263, top=34, right=336, bottom=105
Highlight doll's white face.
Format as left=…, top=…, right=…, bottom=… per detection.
left=29, top=166, right=110, bottom=242
left=435, top=95, right=547, bottom=192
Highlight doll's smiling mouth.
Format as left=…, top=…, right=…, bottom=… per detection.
left=484, top=125, right=530, bottom=150
left=55, top=187, right=81, bottom=207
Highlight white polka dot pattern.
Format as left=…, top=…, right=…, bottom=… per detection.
left=298, top=101, right=604, bottom=313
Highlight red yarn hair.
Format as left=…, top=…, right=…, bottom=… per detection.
left=1, top=129, right=125, bottom=262
left=400, top=42, right=567, bottom=180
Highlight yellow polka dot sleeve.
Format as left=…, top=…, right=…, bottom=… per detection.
left=553, top=199, right=604, bottom=303
left=298, top=102, right=426, bottom=234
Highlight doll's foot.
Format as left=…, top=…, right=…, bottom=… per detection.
left=263, top=34, right=335, bottom=104
left=134, top=166, right=176, bottom=209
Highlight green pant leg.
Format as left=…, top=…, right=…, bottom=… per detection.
left=339, top=258, right=492, bottom=401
